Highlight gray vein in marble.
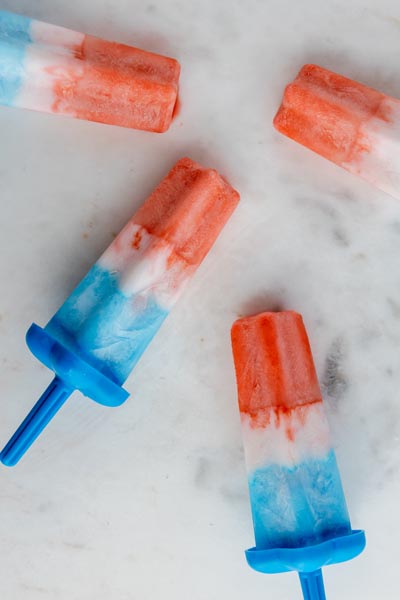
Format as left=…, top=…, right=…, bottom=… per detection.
left=321, top=338, right=348, bottom=404
left=20, top=584, right=49, bottom=595
left=387, top=297, right=400, bottom=319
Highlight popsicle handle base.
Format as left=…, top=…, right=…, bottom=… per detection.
left=299, top=570, right=326, bottom=600
left=0, top=376, right=72, bottom=467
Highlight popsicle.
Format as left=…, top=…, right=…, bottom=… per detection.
left=231, top=311, right=365, bottom=600
left=274, top=63, right=400, bottom=199
left=0, top=9, right=180, bottom=132
left=0, top=157, right=239, bottom=466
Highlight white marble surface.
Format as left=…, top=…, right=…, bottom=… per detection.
left=0, top=0, right=399, bottom=598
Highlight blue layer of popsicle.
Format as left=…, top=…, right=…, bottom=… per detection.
left=248, top=450, right=351, bottom=550
left=46, top=264, right=169, bottom=385
left=0, top=11, right=32, bottom=105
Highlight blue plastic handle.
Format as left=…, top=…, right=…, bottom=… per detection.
left=1, top=376, right=72, bottom=466
left=0, top=324, right=130, bottom=467
left=299, top=570, right=326, bottom=600
left=245, top=530, right=365, bottom=600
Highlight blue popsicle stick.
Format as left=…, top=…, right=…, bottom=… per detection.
left=0, top=324, right=130, bottom=467
left=299, top=570, right=326, bottom=600
left=0, top=377, right=72, bottom=466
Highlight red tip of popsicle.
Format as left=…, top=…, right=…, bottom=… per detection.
left=273, top=64, right=390, bottom=165
left=231, top=311, right=322, bottom=429
left=133, top=157, right=240, bottom=265
left=51, top=34, right=180, bottom=132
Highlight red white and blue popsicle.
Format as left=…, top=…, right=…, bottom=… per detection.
left=1, top=158, right=239, bottom=466
left=0, top=9, right=180, bottom=131
left=231, top=311, right=365, bottom=600
left=274, top=64, right=400, bottom=199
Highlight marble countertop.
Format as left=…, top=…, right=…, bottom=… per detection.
left=1, top=0, right=399, bottom=598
